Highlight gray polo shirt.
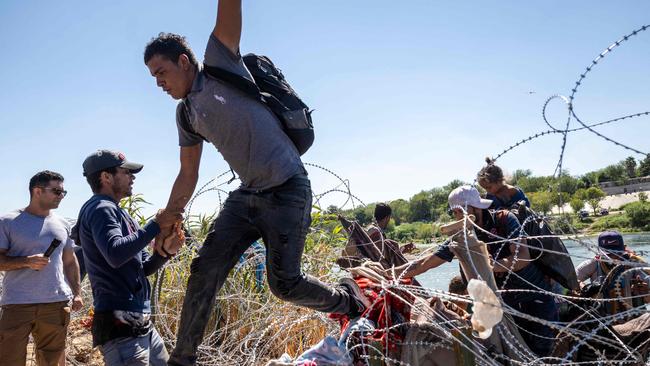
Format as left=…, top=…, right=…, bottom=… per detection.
left=177, top=34, right=305, bottom=191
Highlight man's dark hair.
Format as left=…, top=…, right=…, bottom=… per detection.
left=374, top=203, right=392, bottom=222
left=29, top=170, right=64, bottom=197
left=448, top=275, right=467, bottom=295
left=144, top=32, right=198, bottom=67
left=85, top=167, right=117, bottom=194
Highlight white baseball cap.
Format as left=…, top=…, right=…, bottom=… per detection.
left=448, top=185, right=493, bottom=210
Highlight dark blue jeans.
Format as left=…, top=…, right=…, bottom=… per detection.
left=499, top=263, right=559, bottom=357
left=169, top=175, right=353, bottom=365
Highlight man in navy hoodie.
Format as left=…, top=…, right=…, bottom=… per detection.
left=74, top=150, right=181, bottom=366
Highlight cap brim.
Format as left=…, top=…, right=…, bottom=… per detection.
left=121, top=161, right=143, bottom=174
left=474, top=198, right=493, bottom=209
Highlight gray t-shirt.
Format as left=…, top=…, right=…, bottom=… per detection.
left=177, top=34, right=305, bottom=191
left=0, top=210, right=74, bottom=305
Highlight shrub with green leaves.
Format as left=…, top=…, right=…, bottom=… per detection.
left=624, top=201, right=650, bottom=228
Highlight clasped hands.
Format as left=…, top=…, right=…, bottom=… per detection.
left=154, top=208, right=185, bottom=258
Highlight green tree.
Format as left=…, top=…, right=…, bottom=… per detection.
left=638, top=192, right=648, bottom=203
left=556, top=173, right=580, bottom=195
left=389, top=199, right=410, bottom=225
left=624, top=201, right=650, bottom=228
left=569, top=196, right=585, bottom=215
left=443, top=179, right=466, bottom=192
left=584, top=187, right=606, bottom=215
left=624, top=156, right=637, bottom=179
left=580, top=172, right=599, bottom=188
left=409, top=191, right=433, bottom=222
left=518, top=175, right=553, bottom=194
left=574, top=188, right=587, bottom=200
left=352, top=207, right=371, bottom=225
left=528, top=191, right=554, bottom=215
left=551, top=191, right=571, bottom=208
left=639, top=155, right=650, bottom=177
left=597, top=163, right=626, bottom=183
left=509, top=169, right=532, bottom=185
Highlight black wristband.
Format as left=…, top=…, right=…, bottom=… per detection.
left=161, top=246, right=175, bottom=258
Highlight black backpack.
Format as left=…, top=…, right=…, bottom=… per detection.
left=503, top=201, right=580, bottom=291
left=198, top=54, right=314, bottom=155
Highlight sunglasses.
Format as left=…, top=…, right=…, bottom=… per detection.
left=43, top=187, right=68, bottom=197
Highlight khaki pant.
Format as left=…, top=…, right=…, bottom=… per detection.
left=0, top=301, right=70, bottom=366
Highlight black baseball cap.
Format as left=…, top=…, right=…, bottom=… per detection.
left=82, top=150, right=144, bottom=176
left=598, top=231, right=625, bottom=252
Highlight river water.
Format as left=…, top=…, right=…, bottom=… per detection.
left=416, top=233, right=650, bottom=291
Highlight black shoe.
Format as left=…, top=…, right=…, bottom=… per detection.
left=339, top=277, right=371, bottom=318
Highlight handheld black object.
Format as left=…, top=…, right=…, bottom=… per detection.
left=43, top=239, right=62, bottom=258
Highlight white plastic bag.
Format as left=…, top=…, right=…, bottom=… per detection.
left=467, top=279, right=503, bottom=339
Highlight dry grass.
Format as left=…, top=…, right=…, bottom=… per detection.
left=62, top=208, right=348, bottom=365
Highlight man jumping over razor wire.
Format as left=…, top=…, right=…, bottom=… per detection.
left=144, top=1, right=368, bottom=364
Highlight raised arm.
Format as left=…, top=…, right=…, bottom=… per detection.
left=213, top=0, right=243, bottom=55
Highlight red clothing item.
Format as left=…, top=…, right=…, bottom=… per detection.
left=330, top=277, right=414, bottom=354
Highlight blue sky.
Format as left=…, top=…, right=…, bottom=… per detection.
left=1, top=1, right=649, bottom=218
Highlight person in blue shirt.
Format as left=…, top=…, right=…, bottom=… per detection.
left=391, top=185, right=557, bottom=357
left=74, top=150, right=182, bottom=366
left=477, top=158, right=530, bottom=210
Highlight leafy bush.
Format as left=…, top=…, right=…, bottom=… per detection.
left=624, top=201, right=650, bottom=228
left=389, top=221, right=434, bottom=242
left=590, top=214, right=631, bottom=231
left=549, top=214, right=575, bottom=233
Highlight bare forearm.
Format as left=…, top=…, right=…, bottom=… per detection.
left=62, top=249, right=81, bottom=296
left=64, top=263, right=81, bottom=296
left=0, top=255, right=30, bottom=271
left=397, top=255, right=443, bottom=278
left=166, top=170, right=199, bottom=214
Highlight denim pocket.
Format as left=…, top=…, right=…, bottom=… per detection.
left=272, top=188, right=308, bottom=208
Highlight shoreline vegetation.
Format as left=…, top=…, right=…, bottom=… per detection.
left=338, top=156, right=650, bottom=243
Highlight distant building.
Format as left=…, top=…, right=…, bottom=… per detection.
left=598, top=175, right=650, bottom=195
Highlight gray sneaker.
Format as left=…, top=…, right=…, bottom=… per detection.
left=339, top=277, right=371, bottom=317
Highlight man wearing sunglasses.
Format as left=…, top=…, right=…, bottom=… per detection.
left=0, top=170, right=83, bottom=366
left=73, top=150, right=182, bottom=366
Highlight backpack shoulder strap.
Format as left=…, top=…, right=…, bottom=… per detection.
left=203, top=64, right=262, bottom=100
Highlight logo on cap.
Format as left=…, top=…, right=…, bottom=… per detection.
left=118, top=153, right=125, bottom=161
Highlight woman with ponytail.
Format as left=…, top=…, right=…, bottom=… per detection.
left=477, top=158, right=530, bottom=210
